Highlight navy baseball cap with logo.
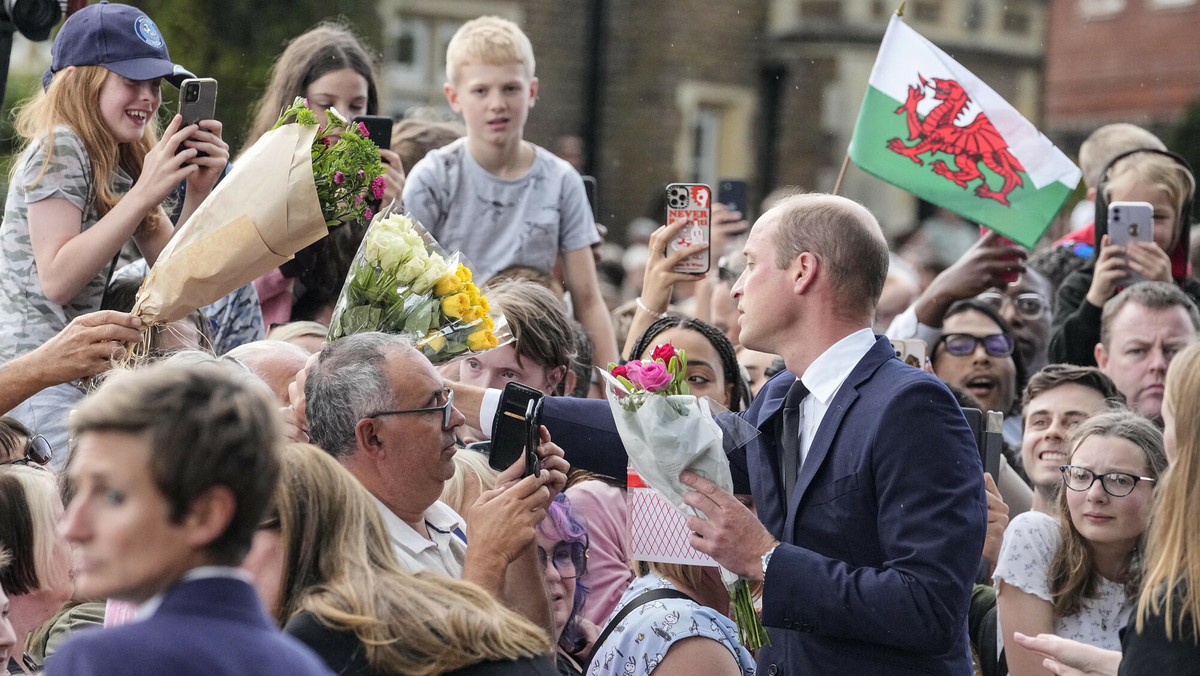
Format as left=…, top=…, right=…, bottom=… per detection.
left=41, top=1, right=195, bottom=90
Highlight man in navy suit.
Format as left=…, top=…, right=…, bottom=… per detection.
left=678, top=193, right=986, bottom=674
left=48, top=364, right=332, bottom=676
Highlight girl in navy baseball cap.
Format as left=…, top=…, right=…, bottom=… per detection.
left=0, top=1, right=230, bottom=454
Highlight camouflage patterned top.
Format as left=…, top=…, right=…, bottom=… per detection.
left=0, top=127, right=132, bottom=361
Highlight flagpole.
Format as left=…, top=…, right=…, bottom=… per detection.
left=831, top=154, right=850, bottom=195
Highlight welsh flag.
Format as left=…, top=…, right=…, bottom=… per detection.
left=848, top=14, right=1081, bottom=248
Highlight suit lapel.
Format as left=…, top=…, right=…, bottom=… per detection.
left=783, top=338, right=892, bottom=534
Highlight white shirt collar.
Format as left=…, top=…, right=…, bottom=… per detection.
left=799, top=328, right=877, bottom=405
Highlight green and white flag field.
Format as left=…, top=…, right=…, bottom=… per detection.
left=848, top=13, right=1081, bottom=248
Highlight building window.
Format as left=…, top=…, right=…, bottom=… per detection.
left=799, top=0, right=841, bottom=19
left=1078, top=0, right=1126, bottom=19
left=1003, top=8, right=1031, bottom=33
left=675, top=81, right=756, bottom=189
left=911, top=0, right=943, bottom=24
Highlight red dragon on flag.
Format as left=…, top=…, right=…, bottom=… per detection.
left=885, top=75, right=1026, bottom=206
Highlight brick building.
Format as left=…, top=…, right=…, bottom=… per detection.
left=376, top=0, right=1049, bottom=239
left=1043, top=0, right=1200, bottom=154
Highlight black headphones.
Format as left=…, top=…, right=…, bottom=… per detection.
left=1093, top=148, right=1196, bottom=257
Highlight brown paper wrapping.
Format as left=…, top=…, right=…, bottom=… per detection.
left=132, top=123, right=326, bottom=324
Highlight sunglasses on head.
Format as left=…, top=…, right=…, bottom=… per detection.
left=937, top=333, right=1015, bottom=358
left=1, top=435, right=52, bottom=467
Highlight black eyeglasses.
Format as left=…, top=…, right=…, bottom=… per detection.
left=366, top=388, right=456, bottom=429
left=1060, top=465, right=1156, bottom=498
left=1, top=435, right=52, bottom=467
left=977, top=292, right=1049, bottom=321
left=537, top=541, right=588, bottom=580
left=938, top=333, right=1015, bottom=358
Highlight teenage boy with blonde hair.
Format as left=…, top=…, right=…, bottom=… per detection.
left=402, top=16, right=618, bottom=368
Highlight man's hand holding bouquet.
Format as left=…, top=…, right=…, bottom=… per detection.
left=603, top=344, right=768, bottom=649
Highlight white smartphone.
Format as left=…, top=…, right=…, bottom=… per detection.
left=894, top=339, right=927, bottom=369
left=1108, top=201, right=1154, bottom=284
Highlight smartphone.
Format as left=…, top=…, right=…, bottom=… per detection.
left=177, top=78, right=217, bottom=156
left=581, top=175, right=598, bottom=221
left=1108, top=201, right=1154, bottom=284
left=488, top=382, right=544, bottom=477
left=961, top=408, right=1003, bottom=478
left=666, top=183, right=711, bottom=274
left=893, top=338, right=927, bottom=369
left=979, top=226, right=1022, bottom=285
left=352, top=115, right=394, bottom=151
left=717, top=179, right=748, bottom=217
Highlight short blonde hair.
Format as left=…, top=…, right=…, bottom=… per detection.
left=439, top=449, right=498, bottom=516
left=445, top=16, right=535, bottom=83
left=1104, top=152, right=1195, bottom=226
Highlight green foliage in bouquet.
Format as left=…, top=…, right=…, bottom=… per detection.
left=272, top=96, right=387, bottom=228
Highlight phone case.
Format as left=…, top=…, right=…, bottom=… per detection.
left=717, top=179, right=748, bottom=216
left=488, top=382, right=544, bottom=475
left=894, top=339, right=926, bottom=368
left=666, top=183, right=711, bottom=274
left=1108, top=201, right=1154, bottom=284
left=352, top=115, right=393, bottom=150
left=178, top=78, right=217, bottom=127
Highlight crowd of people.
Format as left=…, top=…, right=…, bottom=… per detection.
left=0, top=3, right=1197, bottom=676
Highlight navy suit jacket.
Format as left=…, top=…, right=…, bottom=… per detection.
left=47, top=576, right=334, bottom=676
left=545, top=336, right=986, bottom=675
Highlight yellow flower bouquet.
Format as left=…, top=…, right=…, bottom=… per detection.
left=326, top=210, right=510, bottom=363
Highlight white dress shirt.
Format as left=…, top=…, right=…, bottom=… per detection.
left=793, top=328, right=877, bottom=467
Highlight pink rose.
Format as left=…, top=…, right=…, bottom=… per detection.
left=623, top=359, right=643, bottom=384
left=632, top=362, right=672, bottom=392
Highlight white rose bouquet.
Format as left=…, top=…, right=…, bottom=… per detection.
left=327, top=210, right=510, bottom=363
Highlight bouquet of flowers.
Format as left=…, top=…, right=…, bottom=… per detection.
left=132, top=98, right=386, bottom=326
left=270, top=97, right=387, bottom=228
left=326, top=210, right=510, bottom=363
left=603, top=346, right=767, bottom=649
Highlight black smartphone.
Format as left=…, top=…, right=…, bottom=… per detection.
left=177, top=77, right=217, bottom=156
left=962, top=408, right=1003, bottom=478
left=718, top=179, right=748, bottom=217
left=352, top=115, right=394, bottom=150
left=488, top=382, right=544, bottom=477
left=581, top=175, right=598, bottom=220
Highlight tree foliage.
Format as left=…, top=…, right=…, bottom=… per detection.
left=136, top=0, right=381, bottom=152
left=1170, top=96, right=1200, bottom=210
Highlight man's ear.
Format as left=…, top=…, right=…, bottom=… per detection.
left=1095, top=342, right=1109, bottom=371
left=793, top=252, right=818, bottom=296
left=444, top=82, right=462, bottom=113
left=547, top=364, right=568, bottom=394
left=183, top=486, right=237, bottom=551
left=355, top=417, right=386, bottom=459
left=527, top=77, right=539, bottom=108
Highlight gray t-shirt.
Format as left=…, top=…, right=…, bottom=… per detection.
left=0, top=126, right=131, bottom=361
left=401, top=138, right=599, bottom=281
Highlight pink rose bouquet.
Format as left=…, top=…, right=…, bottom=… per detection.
left=601, top=345, right=767, bottom=649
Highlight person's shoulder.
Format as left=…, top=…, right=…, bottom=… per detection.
left=531, top=142, right=578, bottom=174
left=1005, top=509, right=1060, bottom=543
left=408, top=138, right=467, bottom=178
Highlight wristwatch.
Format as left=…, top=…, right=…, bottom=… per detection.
left=761, top=544, right=778, bottom=581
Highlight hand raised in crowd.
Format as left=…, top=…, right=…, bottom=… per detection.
left=465, top=472, right=553, bottom=567
left=623, top=216, right=710, bottom=356
left=1011, top=632, right=1121, bottom=676
left=915, top=230, right=1026, bottom=327
left=378, top=148, right=406, bottom=209
left=280, top=405, right=310, bottom=444
left=131, top=115, right=210, bottom=209
left=180, top=118, right=231, bottom=197
left=709, top=201, right=750, bottom=266
left=36, top=310, right=143, bottom=382
left=287, top=353, right=320, bottom=439
left=681, top=470, right=778, bottom=581
left=493, top=425, right=570, bottom=506
left=1085, top=235, right=1133, bottom=307
left=981, top=472, right=1010, bottom=577
left=1125, top=240, right=1173, bottom=284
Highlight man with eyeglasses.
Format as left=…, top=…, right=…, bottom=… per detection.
left=888, top=230, right=1054, bottom=374
left=304, top=331, right=568, bottom=633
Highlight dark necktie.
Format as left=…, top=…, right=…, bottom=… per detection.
left=779, top=378, right=809, bottom=505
